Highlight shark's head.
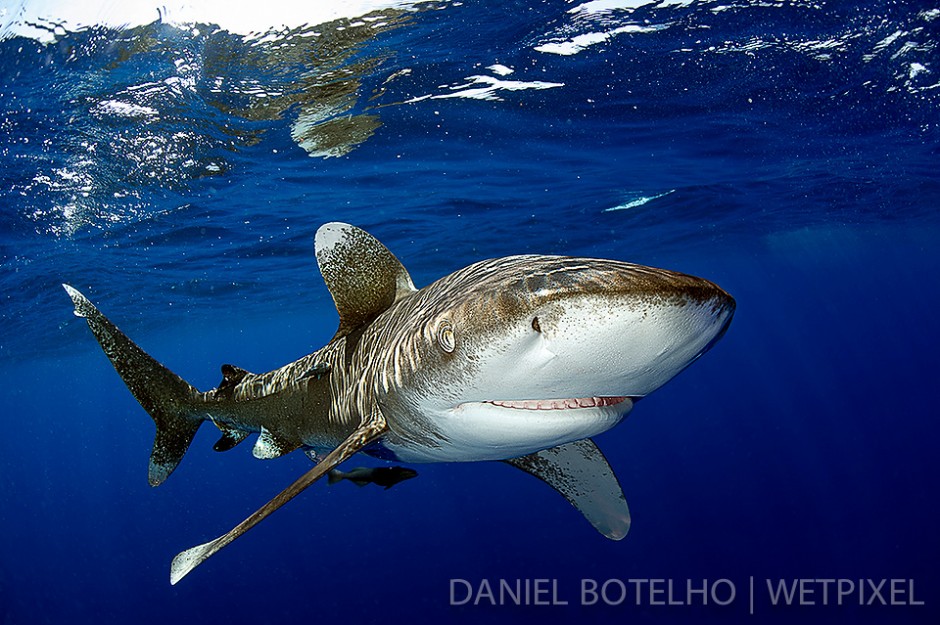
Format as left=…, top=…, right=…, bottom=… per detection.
left=370, top=255, right=735, bottom=463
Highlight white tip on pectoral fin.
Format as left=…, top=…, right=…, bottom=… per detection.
left=171, top=537, right=224, bottom=585
left=504, top=438, right=631, bottom=541
left=168, top=414, right=388, bottom=584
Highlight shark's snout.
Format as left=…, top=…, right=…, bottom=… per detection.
left=698, top=287, right=735, bottom=358
left=507, top=266, right=735, bottom=401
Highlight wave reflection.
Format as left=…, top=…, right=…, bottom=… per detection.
left=1, top=1, right=441, bottom=235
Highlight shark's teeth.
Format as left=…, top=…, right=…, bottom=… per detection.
left=486, top=397, right=627, bottom=410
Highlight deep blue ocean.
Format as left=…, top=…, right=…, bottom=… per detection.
left=1, top=0, right=938, bottom=623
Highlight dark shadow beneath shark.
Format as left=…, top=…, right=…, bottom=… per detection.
left=63, top=222, right=734, bottom=584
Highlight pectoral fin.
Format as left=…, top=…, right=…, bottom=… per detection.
left=170, top=410, right=388, bottom=585
left=504, top=438, right=631, bottom=540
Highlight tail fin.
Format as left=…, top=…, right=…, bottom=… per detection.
left=63, top=285, right=204, bottom=486
left=327, top=470, right=343, bottom=485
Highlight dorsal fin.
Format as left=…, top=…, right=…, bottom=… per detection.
left=214, top=364, right=252, bottom=400
left=221, top=364, right=250, bottom=383
left=315, top=222, right=416, bottom=341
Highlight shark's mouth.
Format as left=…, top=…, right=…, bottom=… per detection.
left=484, top=396, right=628, bottom=411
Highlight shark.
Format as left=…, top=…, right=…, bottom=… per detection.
left=63, top=222, right=734, bottom=585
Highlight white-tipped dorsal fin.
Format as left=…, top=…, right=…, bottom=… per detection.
left=315, top=222, right=416, bottom=341
left=504, top=438, right=631, bottom=541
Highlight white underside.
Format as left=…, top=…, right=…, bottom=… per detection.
left=386, top=398, right=633, bottom=462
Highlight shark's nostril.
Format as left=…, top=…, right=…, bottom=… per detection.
left=531, top=316, right=542, bottom=333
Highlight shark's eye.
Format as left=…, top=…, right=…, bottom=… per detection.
left=531, top=316, right=542, bottom=333
left=438, top=322, right=456, bottom=353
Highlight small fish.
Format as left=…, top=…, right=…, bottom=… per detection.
left=327, top=466, right=418, bottom=490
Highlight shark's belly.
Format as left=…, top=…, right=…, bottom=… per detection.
left=381, top=400, right=633, bottom=463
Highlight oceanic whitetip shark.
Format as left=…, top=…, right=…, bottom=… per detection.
left=63, top=222, right=734, bottom=584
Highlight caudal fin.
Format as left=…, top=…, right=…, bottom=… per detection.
left=63, top=285, right=204, bottom=486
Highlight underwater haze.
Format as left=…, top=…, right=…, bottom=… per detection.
left=1, top=0, right=938, bottom=623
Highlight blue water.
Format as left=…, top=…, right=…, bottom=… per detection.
left=1, top=0, right=938, bottom=623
